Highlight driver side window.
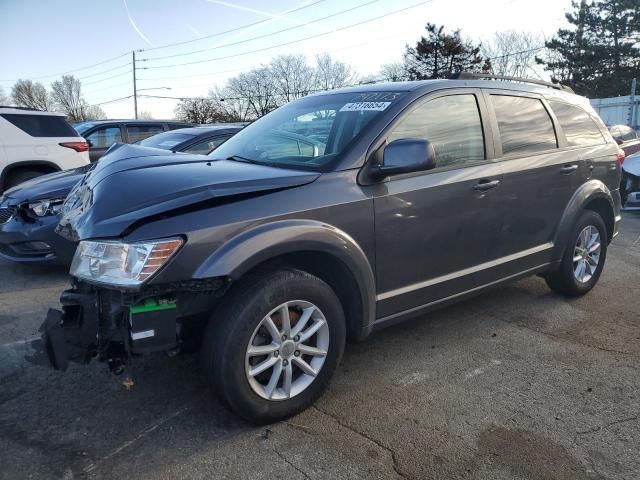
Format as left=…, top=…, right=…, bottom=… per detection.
left=388, top=94, right=485, bottom=169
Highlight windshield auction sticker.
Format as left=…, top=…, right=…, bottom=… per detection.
left=340, top=101, right=392, bottom=112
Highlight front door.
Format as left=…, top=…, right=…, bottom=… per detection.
left=373, top=91, right=503, bottom=318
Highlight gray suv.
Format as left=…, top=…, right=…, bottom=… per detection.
left=38, top=75, right=622, bottom=424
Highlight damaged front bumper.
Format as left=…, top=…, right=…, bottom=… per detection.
left=35, top=278, right=228, bottom=372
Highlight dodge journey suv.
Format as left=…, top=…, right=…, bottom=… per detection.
left=37, top=75, right=622, bottom=424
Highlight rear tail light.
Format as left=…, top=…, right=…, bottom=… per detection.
left=617, top=148, right=625, bottom=166
left=59, top=141, right=89, bottom=152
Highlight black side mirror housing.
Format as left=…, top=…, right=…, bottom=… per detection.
left=377, top=138, right=436, bottom=177
left=85, top=139, right=93, bottom=148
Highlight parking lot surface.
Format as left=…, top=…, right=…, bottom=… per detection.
left=1, top=215, right=639, bottom=480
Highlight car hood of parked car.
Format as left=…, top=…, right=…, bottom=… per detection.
left=2, top=166, right=90, bottom=205
left=56, top=143, right=321, bottom=241
left=623, top=152, right=640, bottom=177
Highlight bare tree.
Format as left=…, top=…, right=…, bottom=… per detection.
left=51, top=75, right=86, bottom=121
left=269, top=54, right=315, bottom=102
left=11, top=79, right=51, bottom=110
left=226, top=67, right=278, bottom=118
left=482, top=31, right=543, bottom=78
left=0, top=86, right=8, bottom=105
left=138, top=110, right=153, bottom=119
left=209, top=88, right=252, bottom=122
left=174, top=97, right=231, bottom=124
left=314, top=53, right=356, bottom=90
left=85, top=104, right=107, bottom=120
left=378, top=62, right=409, bottom=82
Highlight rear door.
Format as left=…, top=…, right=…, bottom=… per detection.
left=373, top=89, right=504, bottom=317
left=485, top=91, right=573, bottom=264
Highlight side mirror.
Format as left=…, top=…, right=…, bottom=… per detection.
left=85, top=139, right=93, bottom=148
left=377, top=138, right=436, bottom=177
left=614, top=137, right=624, bottom=146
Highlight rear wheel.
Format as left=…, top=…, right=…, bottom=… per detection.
left=545, top=210, right=607, bottom=296
left=201, top=269, right=346, bottom=424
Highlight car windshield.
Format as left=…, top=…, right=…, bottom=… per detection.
left=73, top=122, right=95, bottom=135
left=138, top=131, right=196, bottom=149
left=211, top=91, right=406, bottom=170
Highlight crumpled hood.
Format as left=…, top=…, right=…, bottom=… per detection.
left=1, top=166, right=89, bottom=205
left=56, top=144, right=320, bottom=241
left=623, top=152, right=640, bottom=177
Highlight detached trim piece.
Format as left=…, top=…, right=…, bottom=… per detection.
left=376, top=242, right=554, bottom=301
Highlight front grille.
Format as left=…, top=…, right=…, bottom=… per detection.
left=0, top=206, right=16, bottom=224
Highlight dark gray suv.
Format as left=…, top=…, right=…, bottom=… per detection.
left=38, top=76, right=622, bottom=424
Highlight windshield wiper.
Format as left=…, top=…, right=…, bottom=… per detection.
left=226, top=155, right=261, bottom=165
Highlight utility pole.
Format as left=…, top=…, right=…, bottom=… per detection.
left=630, top=78, right=637, bottom=129
left=132, top=51, right=138, bottom=119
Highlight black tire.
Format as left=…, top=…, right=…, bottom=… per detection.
left=201, top=268, right=346, bottom=424
left=5, top=169, right=45, bottom=190
left=545, top=210, right=608, bottom=297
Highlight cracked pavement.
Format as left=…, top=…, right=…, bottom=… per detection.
left=1, top=214, right=639, bottom=479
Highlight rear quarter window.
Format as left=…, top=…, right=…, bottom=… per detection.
left=548, top=100, right=605, bottom=147
left=1, top=114, right=78, bottom=137
left=491, top=95, right=558, bottom=156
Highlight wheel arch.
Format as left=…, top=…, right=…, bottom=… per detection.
left=552, top=179, right=616, bottom=261
left=0, top=160, right=60, bottom=190
left=194, top=219, right=377, bottom=341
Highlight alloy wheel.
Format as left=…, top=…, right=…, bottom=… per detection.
left=245, top=300, right=330, bottom=401
left=573, top=225, right=601, bottom=283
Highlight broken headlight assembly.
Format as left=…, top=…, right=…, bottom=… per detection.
left=28, top=199, right=65, bottom=217
left=70, top=238, right=183, bottom=287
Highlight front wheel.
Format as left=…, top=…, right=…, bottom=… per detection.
left=545, top=210, right=608, bottom=297
left=201, top=269, right=346, bottom=424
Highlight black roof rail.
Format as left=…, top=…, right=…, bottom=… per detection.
left=451, top=72, right=574, bottom=93
left=0, top=105, right=45, bottom=111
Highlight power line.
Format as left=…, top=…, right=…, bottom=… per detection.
left=139, top=0, right=434, bottom=70
left=138, top=0, right=329, bottom=53
left=140, top=0, right=384, bottom=63
left=82, top=70, right=132, bottom=87
left=0, top=52, right=130, bottom=83
left=487, top=46, right=545, bottom=60
left=76, top=62, right=131, bottom=81
left=90, top=95, right=134, bottom=106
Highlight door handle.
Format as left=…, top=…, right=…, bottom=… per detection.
left=473, top=179, right=500, bottom=192
left=560, top=164, right=579, bottom=173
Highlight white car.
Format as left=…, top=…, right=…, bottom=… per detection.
left=621, top=150, right=640, bottom=210
left=0, top=106, right=90, bottom=192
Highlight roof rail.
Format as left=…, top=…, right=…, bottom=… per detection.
left=0, top=105, right=44, bottom=111
left=451, top=72, right=574, bottom=93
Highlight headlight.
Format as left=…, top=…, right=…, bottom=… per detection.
left=70, top=238, right=183, bottom=287
left=29, top=199, right=65, bottom=217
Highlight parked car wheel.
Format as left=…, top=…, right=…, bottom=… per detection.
left=201, top=268, right=346, bottom=424
left=545, top=210, right=607, bottom=297
left=5, top=169, right=46, bottom=190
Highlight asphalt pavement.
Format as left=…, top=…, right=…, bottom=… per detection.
left=1, top=214, right=639, bottom=479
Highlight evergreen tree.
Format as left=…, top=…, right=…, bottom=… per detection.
left=404, top=24, right=491, bottom=80
left=538, top=0, right=640, bottom=97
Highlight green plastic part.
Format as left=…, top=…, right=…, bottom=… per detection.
left=129, top=299, right=177, bottom=315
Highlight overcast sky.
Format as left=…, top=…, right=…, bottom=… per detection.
left=0, top=0, right=574, bottom=119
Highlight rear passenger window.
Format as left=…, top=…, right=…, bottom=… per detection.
left=549, top=101, right=605, bottom=147
left=388, top=94, right=485, bottom=168
left=1, top=114, right=78, bottom=137
left=491, top=95, right=557, bottom=156
left=126, top=124, right=165, bottom=143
